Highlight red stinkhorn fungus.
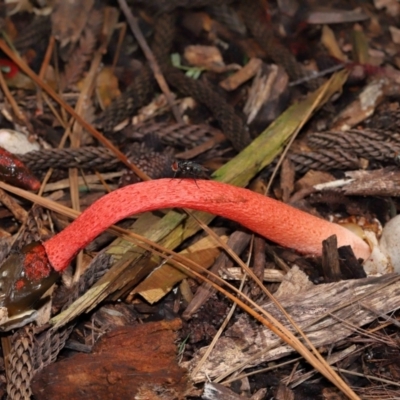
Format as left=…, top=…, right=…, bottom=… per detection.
left=0, top=179, right=371, bottom=315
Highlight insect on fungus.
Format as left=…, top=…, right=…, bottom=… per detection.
left=171, top=160, right=208, bottom=188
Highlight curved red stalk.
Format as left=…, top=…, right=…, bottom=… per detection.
left=43, top=179, right=371, bottom=272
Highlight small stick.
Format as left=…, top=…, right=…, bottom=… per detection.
left=0, top=187, right=27, bottom=223
left=322, top=235, right=341, bottom=282
left=111, top=22, right=127, bottom=72
left=0, top=69, right=25, bottom=123
left=36, top=35, right=55, bottom=115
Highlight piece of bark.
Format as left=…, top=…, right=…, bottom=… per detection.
left=338, top=245, right=367, bottom=279
left=322, top=235, right=341, bottom=282
left=342, top=168, right=400, bottom=196
left=31, top=319, right=190, bottom=400
left=315, top=168, right=400, bottom=197
left=185, top=274, right=400, bottom=382
left=219, top=58, right=262, bottom=91
left=273, top=266, right=314, bottom=298
left=243, top=63, right=289, bottom=127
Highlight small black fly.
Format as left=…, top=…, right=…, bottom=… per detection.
left=171, top=160, right=208, bottom=188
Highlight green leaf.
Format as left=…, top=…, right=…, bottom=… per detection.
left=171, top=53, right=181, bottom=68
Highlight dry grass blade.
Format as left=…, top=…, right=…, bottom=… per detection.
left=36, top=36, right=55, bottom=114
left=0, top=69, right=25, bottom=123
left=334, top=367, right=400, bottom=388
left=286, top=345, right=358, bottom=387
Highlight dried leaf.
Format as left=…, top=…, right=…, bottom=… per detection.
left=295, top=170, right=335, bottom=192
left=351, top=25, right=369, bottom=64
left=95, top=67, right=121, bottom=110
left=184, top=45, right=225, bottom=71
left=61, top=8, right=104, bottom=90
left=321, top=25, right=347, bottom=62
left=243, top=64, right=288, bottom=124
left=51, top=0, right=95, bottom=48
left=135, top=234, right=228, bottom=304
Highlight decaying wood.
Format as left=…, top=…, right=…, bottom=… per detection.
left=31, top=319, right=190, bottom=399
left=321, top=235, right=341, bottom=282
left=338, top=246, right=367, bottom=279
left=342, top=168, right=400, bottom=196
left=186, top=271, right=400, bottom=382
left=316, top=168, right=400, bottom=197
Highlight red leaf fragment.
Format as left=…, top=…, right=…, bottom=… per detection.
left=0, top=58, right=19, bottom=79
